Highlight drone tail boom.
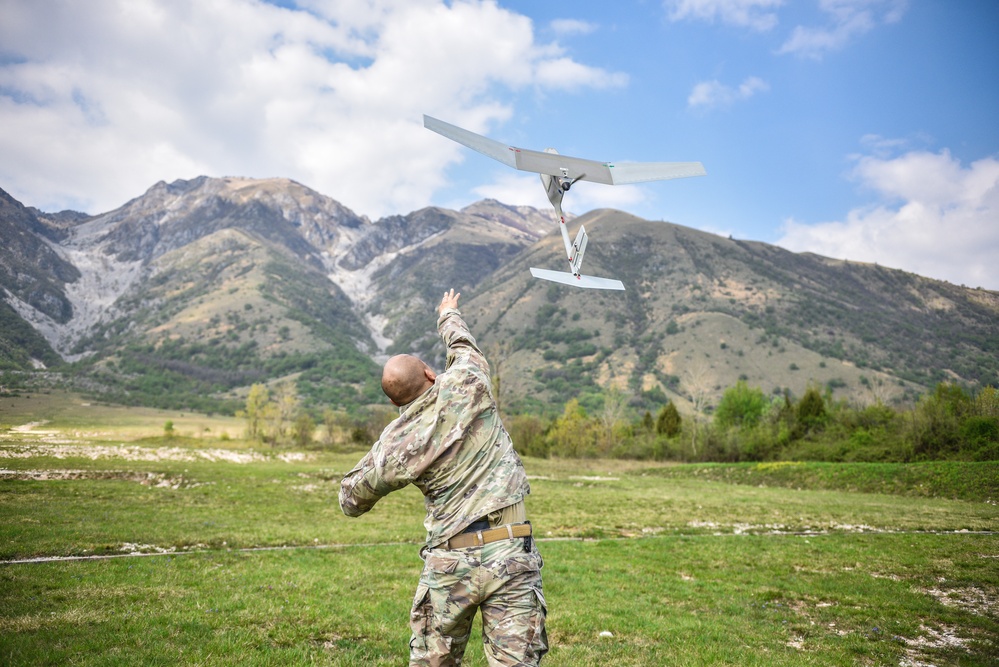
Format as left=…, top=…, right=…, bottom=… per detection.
left=570, top=225, right=588, bottom=275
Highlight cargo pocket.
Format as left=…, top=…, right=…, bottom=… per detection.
left=526, top=586, right=549, bottom=662
left=503, top=551, right=541, bottom=577
left=408, top=584, right=432, bottom=659
left=425, top=551, right=461, bottom=591
left=425, top=552, right=460, bottom=574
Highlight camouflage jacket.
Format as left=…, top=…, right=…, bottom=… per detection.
left=339, top=307, right=530, bottom=547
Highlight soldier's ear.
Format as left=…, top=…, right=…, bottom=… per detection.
left=424, top=366, right=437, bottom=384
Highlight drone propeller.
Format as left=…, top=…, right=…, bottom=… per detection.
left=561, top=173, right=586, bottom=192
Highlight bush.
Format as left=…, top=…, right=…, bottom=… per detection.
left=960, top=416, right=999, bottom=461
left=714, top=381, right=769, bottom=429
left=509, top=414, right=550, bottom=458
left=910, top=383, right=971, bottom=459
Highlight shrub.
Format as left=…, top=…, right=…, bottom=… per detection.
left=714, top=381, right=769, bottom=429
left=509, top=414, right=550, bottom=458
left=910, top=383, right=971, bottom=459
left=960, top=416, right=999, bottom=460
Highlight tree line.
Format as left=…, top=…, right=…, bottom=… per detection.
left=504, top=382, right=999, bottom=463
left=241, top=376, right=998, bottom=463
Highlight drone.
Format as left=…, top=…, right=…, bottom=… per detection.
left=424, top=115, right=705, bottom=290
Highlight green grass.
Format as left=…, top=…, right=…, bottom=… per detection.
left=645, top=460, right=999, bottom=502
left=2, top=535, right=996, bottom=666
left=2, top=400, right=998, bottom=665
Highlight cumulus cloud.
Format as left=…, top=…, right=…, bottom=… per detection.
left=663, top=0, right=785, bottom=32
left=779, top=0, right=909, bottom=59
left=0, top=0, right=627, bottom=218
left=665, top=0, right=907, bottom=58
left=688, top=76, right=769, bottom=109
left=778, top=148, right=999, bottom=289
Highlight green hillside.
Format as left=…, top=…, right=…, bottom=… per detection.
left=73, top=229, right=380, bottom=413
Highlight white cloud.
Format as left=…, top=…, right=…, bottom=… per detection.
left=778, top=148, right=999, bottom=289
left=0, top=0, right=627, bottom=218
left=663, top=0, right=785, bottom=31
left=473, top=173, right=551, bottom=209
left=551, top=19, right=599, bottom=36
left=779, top=0, right=909, bottom=59
left=569, top=182, right=649, bottom=213
left=688, top=76, right=769, bottom=109
left=472, top=172, right=649, bottom=214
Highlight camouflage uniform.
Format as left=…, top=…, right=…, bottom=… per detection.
left=340, top=307, right=548, bottom=666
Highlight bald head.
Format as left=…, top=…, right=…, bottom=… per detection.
left=382, top=354, right=437, bottom=406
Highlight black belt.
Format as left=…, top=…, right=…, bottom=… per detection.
left=462, top=517, right=491, bottom=533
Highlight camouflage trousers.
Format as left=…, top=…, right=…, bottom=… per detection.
left=409, top=536, right=548, bottom=666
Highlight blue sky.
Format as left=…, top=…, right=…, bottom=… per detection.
left=1, top=1, right=997, bottom=288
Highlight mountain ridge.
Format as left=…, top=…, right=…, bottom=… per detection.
left=1, top=177, right=996, bottom=415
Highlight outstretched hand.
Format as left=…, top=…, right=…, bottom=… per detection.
left=438, top=288, right=460, bottom=314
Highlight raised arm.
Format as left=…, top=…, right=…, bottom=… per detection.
left=436, top=289, right=488, bottom=374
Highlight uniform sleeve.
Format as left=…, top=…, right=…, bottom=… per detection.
left=338, top=444, right=414, bottom=517
left=437, top=307, right=488, bottom=375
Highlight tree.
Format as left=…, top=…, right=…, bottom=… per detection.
left=682, top=363, right=712, bottom=457
left=546, top=399, right=597, bottom=458
left=641, top=411, right=654, bottom=433
left=911, top=383, right=971, bottom=459
left=321, top=408, right=350, bottom=449
left=243, top=383, right=270, bottom=441
left=858, top=375, right=900, bottom=407
left=656, top=403, right=682, bottom=437
left=486, top=340, right=511, bottom=418
left=796, top=385, right=827, bottom=432
left=292, top=412, right=315, bottom=448
left=273, top=381, right=301, bottom=446
left=714, top=381, right=769, bottom=429
left=975, top=386, right=999, bottom=418
left=598, top=387, right=628, bottom=454
left=508, top=413, right=550, bottom=458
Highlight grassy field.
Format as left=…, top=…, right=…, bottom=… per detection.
left=1, top=393, right=997, bottom=665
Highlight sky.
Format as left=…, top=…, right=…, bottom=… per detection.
left=1, top=0, right=998, bottom=289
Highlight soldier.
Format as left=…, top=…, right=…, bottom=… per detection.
left=340, top=289, right=548, bottom=666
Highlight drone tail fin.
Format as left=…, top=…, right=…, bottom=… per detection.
left=530, top=267, right=625, bottom=290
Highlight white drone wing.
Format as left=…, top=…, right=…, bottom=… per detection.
left=423, top=115, right=705, bottom=185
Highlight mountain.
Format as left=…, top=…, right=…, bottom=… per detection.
left=1, top=178, right=997, bottom=416
left=0, top=178, right=550, bottom=411
left=0, top=190, right=79, bottom=370
left=461, top=210, right=999, bottom=413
